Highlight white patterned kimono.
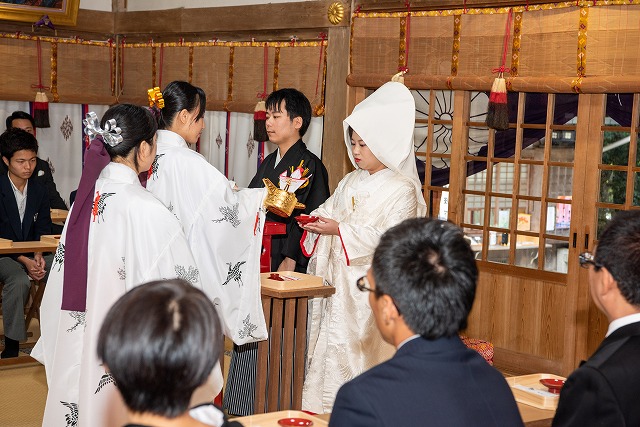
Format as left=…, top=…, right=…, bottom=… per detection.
left=146, top=130, right=267, bottom=345
left=301, top=81, right=427, bottom=413
left=301, top=169, right=420, bottom=413
left=32, top=163, right=210, bottom=427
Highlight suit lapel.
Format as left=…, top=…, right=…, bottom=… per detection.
left=22, top=182, right=39, bottom=240
left=0, top=175, right=23, bottom=239
left=587, top=321, right=640, bottom=365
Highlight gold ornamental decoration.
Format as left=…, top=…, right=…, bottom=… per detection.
left=328, top=2, right=344, bottom=25
left=263, top=178, right=306, bottom=217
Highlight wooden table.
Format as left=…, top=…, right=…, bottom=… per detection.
left=50, top=209, right=68, bottom=224
left=0, top=241, right=58, bottom=255
left=518, top=402, right=555, bottom=426
left=235, top=403, right=553, bottom=426
left=254, top=272, right=335, bottom=414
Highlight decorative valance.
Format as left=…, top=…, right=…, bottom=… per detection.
left=0, top=34, right=328, bottom=115
left=349, top=1, right=640, bottom=93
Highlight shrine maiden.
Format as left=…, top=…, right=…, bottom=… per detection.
left=32, top=105, right=210, bottom=426
left=300, top=82, right=427, bottom=413
left=145, top=81, right=268, bottom=345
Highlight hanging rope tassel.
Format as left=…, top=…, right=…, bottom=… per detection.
left=254, top=43, right=269, bottom=143
left=32, top=38, right=50, bottom=128
left=486, top=9, right=513, bottom=131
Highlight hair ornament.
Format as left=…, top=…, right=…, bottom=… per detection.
left=147, top=87, right=165, bottom=109
left=83, top=111, right=123, bottom=147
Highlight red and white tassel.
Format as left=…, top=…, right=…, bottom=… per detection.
left=33, top=91, right=50, bottom=128
left=486, top=75, right=508, bottom=131
left=253, top=100, right=267, bottom=142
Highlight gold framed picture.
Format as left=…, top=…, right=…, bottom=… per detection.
left=0, top=0, right=80, bottom=26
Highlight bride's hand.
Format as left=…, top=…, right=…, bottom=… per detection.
left=302, top=216, right=339, bottom=236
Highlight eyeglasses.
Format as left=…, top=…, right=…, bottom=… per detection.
left=356, top=276, right=402, bottom=315
left=356, top=275, right=375, bottom=293
left=579, top=252, right=603, bottom=270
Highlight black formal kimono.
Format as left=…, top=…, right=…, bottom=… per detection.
left=249, top=139, right=329, bottom=272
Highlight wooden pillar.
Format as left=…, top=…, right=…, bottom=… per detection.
left=322, top=25, right=351, bottom=193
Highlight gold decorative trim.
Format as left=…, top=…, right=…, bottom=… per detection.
left=188, top=46, right=194, bottom=84
left=350, top=13, right=355, bottom=74
left=273, top=47, right=281, bottom=92
left=227, top=46, right=234, bottom=107
left=399, top=16, right=407, bottom=71
left=353, top=1, right=640, bottom=18
left=328, top=2, right=345, bottom=25
left=151, top=45, right=157, bottom=88
left=577, top=6, right=588, bottom=77
left=50, top=42, right=58, bottom=102
left=110, top=40, right=116, bottom=96
left=451, top=14, right=461, bottom=77
left=315, top=44, right=328, bottom=116
left=571, top=76, right=583, bottom=93
left=511, top=12, right=522, bottom=77
left=122, top=40, right=326, bottom=48
left=0, top=32, right=111, bottom=46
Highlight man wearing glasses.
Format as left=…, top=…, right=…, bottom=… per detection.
left=329, top=217, right=523, bottom=427
left=553, top=211, right=640, bottom=427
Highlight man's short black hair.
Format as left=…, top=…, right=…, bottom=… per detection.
left=0, top=128, right=38, bottom=161
left=372, top=217, right=478, bottom=339
left=97, top=279, right=223, bottom=418
left=265, top=88, right=312, bottom=137
left=6, top=111, right=35, bottom=130
left=595, top=210, right=640, bottom=306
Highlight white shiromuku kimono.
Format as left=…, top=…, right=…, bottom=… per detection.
left=301, top=82, right=427, bottom=413
left=32, top=163, right=210, bottom=427
left=146, top=130, right=267, bottom=345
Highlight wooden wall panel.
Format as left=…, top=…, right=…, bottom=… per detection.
left=159, top=46, right=190, bottom=89
left=192, top=46, right=230, bottom=111
left=457, top=13, right=508, bottom=77
left=518, top=8, right=580, bottom=78
left=464, top=269, right=567, bottom=373
left=0, top=38, right=51, bottom=103
left=119, top=46, right=153, bottom=105
left=407, top=15, right=452, bottom=76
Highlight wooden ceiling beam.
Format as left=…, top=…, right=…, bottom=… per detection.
left=0, top=1, right=349, bottom=41
left=115, top=0, right=349, bottom=36
left=356, top=0, right=552, bottom=12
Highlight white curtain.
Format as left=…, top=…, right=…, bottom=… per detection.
left=0, top=102, right=324, bottom=198
left=201, top=110, right=324, bottom=188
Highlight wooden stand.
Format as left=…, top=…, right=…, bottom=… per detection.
left=254, top=272, right=335, bottom=414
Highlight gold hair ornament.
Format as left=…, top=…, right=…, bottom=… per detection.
left=147, top=87, right=165, bottom=109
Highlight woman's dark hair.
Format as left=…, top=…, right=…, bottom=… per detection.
left=158, top=81, right=206, bottom=130
left=97, top=279, right=223, bottom=418
left=100, top=104, right=157, bottom=170
left=0, top=128, right=38, bottom=160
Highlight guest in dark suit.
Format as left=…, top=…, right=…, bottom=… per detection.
left=5, top=111, right=68, bottom=211
left=329, top=218, right=523, bottom=427
left=553, top=210, right=640, bottom=427
left=0, top=128, right=52, bottom=358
